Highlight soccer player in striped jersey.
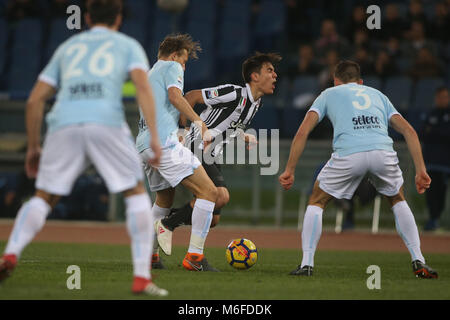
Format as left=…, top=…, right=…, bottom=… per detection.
left=0, top=0, right=168, bottom=296
left=153, top=53, right=281, bottom=260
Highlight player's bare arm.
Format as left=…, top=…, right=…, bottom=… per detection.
left=25, top=81, right=56, bottom=178
left=389, top=114, right=431, bottom=194
left=279, top=111, right=319, bottom=190
left=168, top=87, right=210, bottom=143
left=131, top=68, right=161, bottom=166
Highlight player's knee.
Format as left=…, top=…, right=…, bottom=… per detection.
left=207, top=185, right=219, bottom=203
left=386, top=192, right=405, bottom=207
left=35, top=190, right=60, bottom=209
left=215, top=188, right=230, bottom=209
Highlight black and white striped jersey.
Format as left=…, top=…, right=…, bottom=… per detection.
left=184, top=83, right=261, bottom=158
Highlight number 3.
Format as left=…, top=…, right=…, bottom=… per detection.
left=350, top=87, right=371, bottom=110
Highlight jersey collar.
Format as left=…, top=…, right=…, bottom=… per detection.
left=245, top=83, right=256, bottom=103
left=90, top=26, right=111, bottom=33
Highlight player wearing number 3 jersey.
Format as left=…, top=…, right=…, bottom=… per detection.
left=0, top=0, right=168, bottom=296
left=279, top=60, right=438, bottom=279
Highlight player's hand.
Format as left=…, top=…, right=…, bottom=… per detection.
left=25, top=147, right=41, bottom=179
left=279, top=170, right=295, bottom=190
left=149, top=140, right=162, bottom=167
left=201, top=122, right=213, bottom=149
left=415, top=170, right=431, bottom=194
left=243, top=133, right=258, bottom=150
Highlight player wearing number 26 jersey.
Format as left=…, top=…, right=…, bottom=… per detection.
left=39, top=26, right=149, bottom=133
left=0, top=0, right=167, bottom=296
left=279, top=60, right=437, bottom=279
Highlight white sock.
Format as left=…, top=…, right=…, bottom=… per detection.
left=188, top=199, right=214, bottom=254
left=151, top=204, right=170, bottom=255
left=300, top=205, right=323, bottom=267
left=125, top=193, right=153, bottom=279
left=5, top=196, right=50, bottom=258
left=392, top=201, right=425, bottom=263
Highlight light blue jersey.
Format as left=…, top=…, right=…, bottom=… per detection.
left=309, top=82, right=400, bottom=157
left=136, top=60, right=184, bottom=152
left=39, top=26, right=149, bottom=133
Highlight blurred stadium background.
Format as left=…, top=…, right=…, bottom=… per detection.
left=0, top=0, right=449, bottom=230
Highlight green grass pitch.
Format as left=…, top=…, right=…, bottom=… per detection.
left=0, top=241, right=448, bottom=300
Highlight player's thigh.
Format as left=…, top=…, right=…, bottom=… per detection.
left=181, top=165, right=217, bottom=202
left=36, top=126, right=89, bottom=196
left=154, top=188, right=176, bottom=208
left=85, top=124, right=144, bottom=194
left=145, top=143, right=202, bottom=191
left=202, top=162, right=228, bottom=206
left=141, top=153, right=172, bottom=193
left=367, top=150, right=404, bottom=198
left=308, top=180, right=334, bottom=208
left=316, top=152, right=367, bottom=200
left=202, top=162, right=227, bottom=188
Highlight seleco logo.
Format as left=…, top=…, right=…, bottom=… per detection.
left=352, top=115, right=380, bottom=126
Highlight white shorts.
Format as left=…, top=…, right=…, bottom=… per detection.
left=317, top=150, right=404, bottom=199
left=36, top=124, right=144, bottom=195
left=141, top=142, right=201, bottom=192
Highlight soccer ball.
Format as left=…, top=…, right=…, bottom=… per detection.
left=225, top=238, right=258, bottom=270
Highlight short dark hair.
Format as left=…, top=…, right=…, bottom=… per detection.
left=158, top=33, right=201, bottom=59
left=87, top=0, right=123, bottom=26
left=242, top=52, right=282, bottom=83
left=334, top=60, right=361, bottom=83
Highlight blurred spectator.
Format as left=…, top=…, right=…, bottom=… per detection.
left=374, top=50, right=397, bottom=79
left=409, top=47, right=443, bottom=80
left=420, top=87, right=450, bottom=231
left=352, top=28, right=370, bottom=49
left=385, top=36, right=402, bottom=60
left=406, top=0, right=430, bottom=32
left=353, top=46, right=375, bottom=76
left=284, top=0, right=315, bottom=44
left=430, top=1, right=450, bottom=43
left=6, top=0, right=40, bottom=21
left=381, top=3, right=407, bottom=40
left=315, top=19, right=350, bottom=59
left=345, top=5, right=366, bottom=41
left=0, top=171, right=35, bottom=218
left=403, top=20, right=437, bottom=58
left=288, top=43, right=321, bottom=78
left=49, top=0, right=71, bottom=18
left=318, top=49, right=340, bottom=90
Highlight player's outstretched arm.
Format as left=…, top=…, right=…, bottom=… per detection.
left=279, top=111, right=318, bottom=190
left=390, top=114, right=431, bottom=194
left=130, top=68, right=161, bottom=166
left=168, top=87, right=210, bottom=142
left=182, top=89, right=204, bottom=129
left=25, top=81, right=56, bottom=178
left=184, top=89, right=204, bottom=108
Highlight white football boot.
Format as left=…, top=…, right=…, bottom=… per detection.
left=154, top=219, right=173, bottom=256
